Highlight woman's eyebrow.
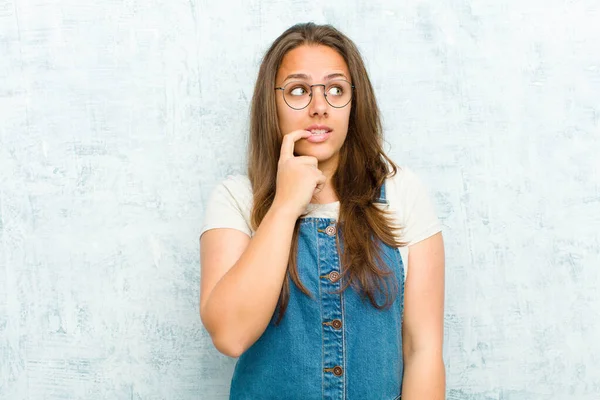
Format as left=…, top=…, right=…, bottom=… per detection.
left=283, top=72, right=349, bottom=82
left=283, top=73, right=310, bottom=81
left=323, top=73, right=348, bottom=80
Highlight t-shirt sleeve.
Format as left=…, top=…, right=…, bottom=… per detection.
left=394, top=167, right=442, bottom=246
left=199, top=176, right=253, bottom=238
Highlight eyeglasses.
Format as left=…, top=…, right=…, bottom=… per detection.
left=274, top=79, right=354, bottom=110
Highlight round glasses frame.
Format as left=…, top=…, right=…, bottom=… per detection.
left=274, top=79, right=355, bottom=110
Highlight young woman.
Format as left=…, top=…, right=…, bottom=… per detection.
left=200, top=23, right=445, bottom=400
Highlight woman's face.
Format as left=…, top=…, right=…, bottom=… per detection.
left=275, top=45, right=352, bottom=168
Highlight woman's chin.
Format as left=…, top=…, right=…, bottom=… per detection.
left=303, top=154, right=340, bottom=168
left=295, top=150, right=329, bottom=159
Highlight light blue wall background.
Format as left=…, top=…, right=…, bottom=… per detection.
left=1, top=0, right=599, bottom=399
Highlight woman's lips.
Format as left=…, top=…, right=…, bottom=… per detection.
left=306, top=124, right=332, bottom=132
left=305, top=130, right=331, bottom=143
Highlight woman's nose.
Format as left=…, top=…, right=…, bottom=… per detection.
left=309, top=85, right=328, bottom=115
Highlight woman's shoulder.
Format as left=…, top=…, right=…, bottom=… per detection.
left=385, top=164, right=442, bottom=245
left=215, top=174, right=253, bottom=211
left=200, top=174, right=254, bottom=237
left=385, top=165, right=423, bottom=196
left=219, top=174, right=252, bottom=196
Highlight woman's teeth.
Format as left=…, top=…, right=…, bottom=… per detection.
left=310, top=129, right=328, bottom=135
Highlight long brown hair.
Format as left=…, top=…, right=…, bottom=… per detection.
left=248, top=22, right=405, bottom=324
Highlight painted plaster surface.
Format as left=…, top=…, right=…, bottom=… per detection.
left=1, top=1, right=599, bottom=399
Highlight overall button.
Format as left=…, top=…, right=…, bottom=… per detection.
left=325, top=225, right=336, bottom=236
left=328, top=271, right=340, bottom=282
left=331, top=319, right=342, bottom=329
left=333, top=366, right=343, bottom=376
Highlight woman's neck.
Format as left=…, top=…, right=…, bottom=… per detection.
left=312, top=159, right=339, bottom=204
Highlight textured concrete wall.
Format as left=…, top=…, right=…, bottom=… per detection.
left=1, top=1, right=599, bottom=399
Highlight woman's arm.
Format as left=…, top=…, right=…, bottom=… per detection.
left=200, top=204, right=298, bottom=358
left=401, top=231, right=446, bottom=399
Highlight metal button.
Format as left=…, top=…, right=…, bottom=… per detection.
left=328, top=271, right=340, bottom=282
left=333, top=366, right=343, bottom=376
left=331, top=319, right=342, bottom=329
left=325, top=225, right=336, bottom=236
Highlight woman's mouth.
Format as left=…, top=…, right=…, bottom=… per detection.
left=306, top=129, right=331, bottom=143
left=305, top=124, right=332, bottom=143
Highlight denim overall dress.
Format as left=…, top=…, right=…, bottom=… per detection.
left=229, top=182, right=405, bottom=400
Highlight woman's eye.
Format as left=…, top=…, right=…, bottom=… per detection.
left=328, top=86, right=343, bottom=96
left=290, top=87, right=307, bottom=96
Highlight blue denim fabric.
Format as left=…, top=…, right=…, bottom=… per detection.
left=230, top=182, right=405, bottom=400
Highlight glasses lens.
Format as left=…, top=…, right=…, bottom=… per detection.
left=283, top=82, right=311, bottom=109
left=324, top=80, right=352, bottom=108
left=282, top=80, right=353, bottom=109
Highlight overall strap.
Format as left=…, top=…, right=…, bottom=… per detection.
left=373, top=179, right=389, bottom=205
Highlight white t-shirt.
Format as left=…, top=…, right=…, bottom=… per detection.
left=200, top=167, right=442, bottom=280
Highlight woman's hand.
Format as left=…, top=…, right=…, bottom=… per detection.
left=272, top=130, right=327, bottom=218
